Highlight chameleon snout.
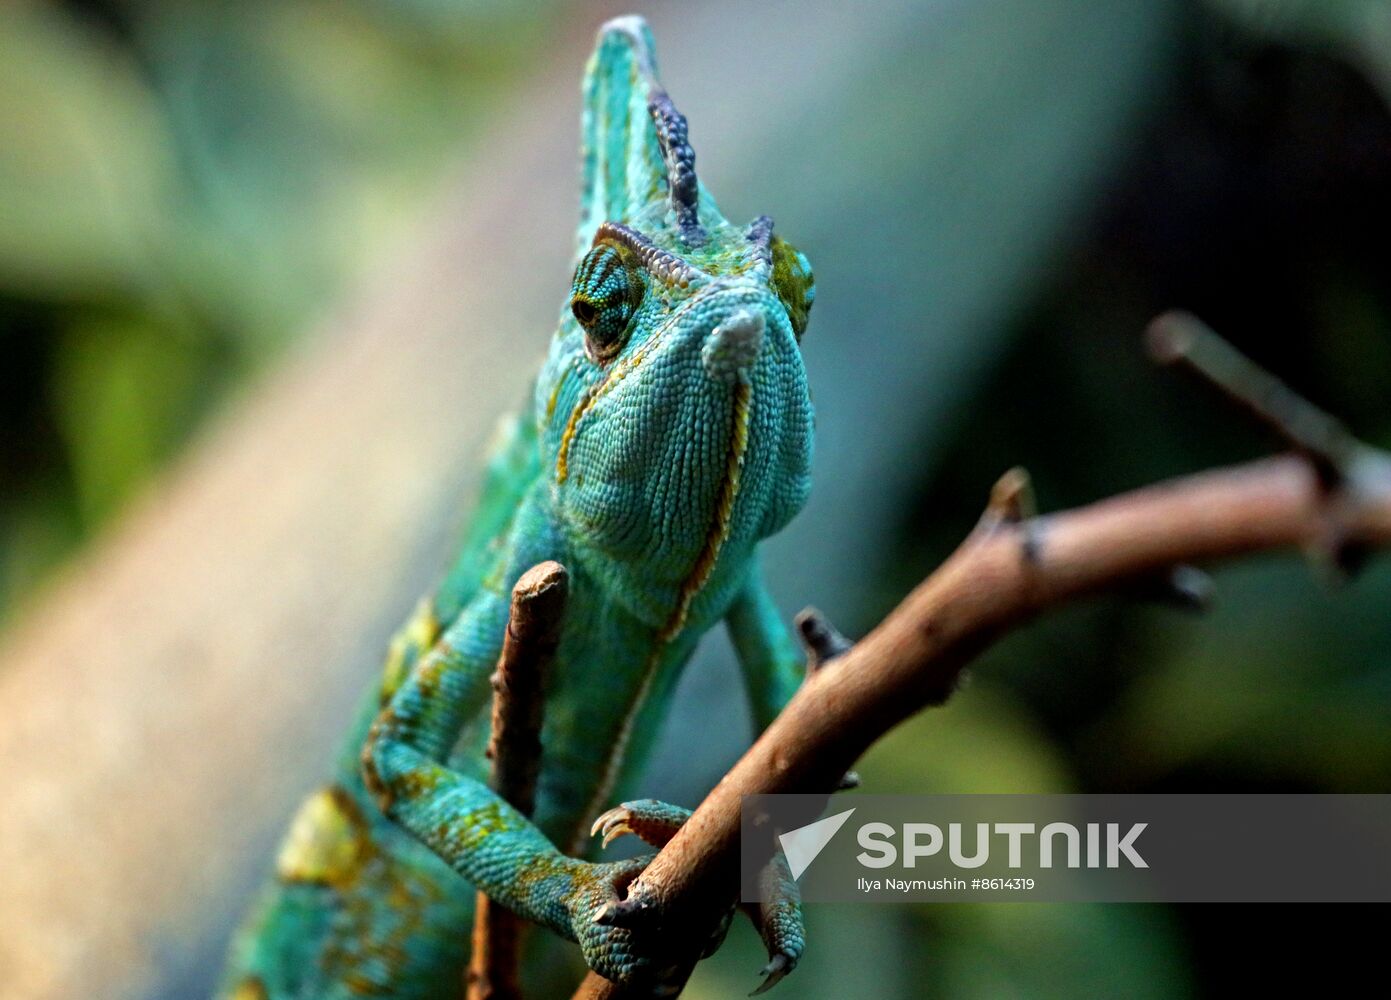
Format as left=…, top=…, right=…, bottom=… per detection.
left=700, top=307, right=765, bottom=384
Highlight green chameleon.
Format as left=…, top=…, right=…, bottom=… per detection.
left=220, top=15, right=819, bottom=998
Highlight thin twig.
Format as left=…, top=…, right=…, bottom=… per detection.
left=1146, top=310, right=1361, bottom=481
left=793, top=608, right=853, bottom=674
left=571, top=318, right=1391, bottom=998
left=467, top=561, right=568, bottom=1000
left=1147, top=309, right=1386, bottom=575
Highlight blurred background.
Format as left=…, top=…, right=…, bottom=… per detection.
left=2, top=0, right=1389, bottom=997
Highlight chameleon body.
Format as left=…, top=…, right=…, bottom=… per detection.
left=220, top=15, right=816, bottom=998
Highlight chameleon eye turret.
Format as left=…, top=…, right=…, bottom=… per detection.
left=768, top=235, right=815, bottom=341
left=746, top=216, right=816, bottom=342
left=570, top=240, right=645, bottom=363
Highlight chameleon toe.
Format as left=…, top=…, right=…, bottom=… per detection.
left=591, top=805, right=639, bottom=848
left=750, top=953, right=796, bottom=995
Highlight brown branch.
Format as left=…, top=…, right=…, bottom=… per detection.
left=467, top=562, right=568, bottom=1000
left=572, top=317, right=1391, bottom=998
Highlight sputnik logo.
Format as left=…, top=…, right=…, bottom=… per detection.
left=777, top=808, right=856, bottom=880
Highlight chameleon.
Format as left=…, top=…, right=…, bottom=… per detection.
left=219, top=14, right=818, bottom=998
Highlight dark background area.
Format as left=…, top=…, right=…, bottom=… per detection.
left=901, top=14, right=1391, bottom=993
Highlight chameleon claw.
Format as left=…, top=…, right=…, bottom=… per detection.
left=591, top=805, right=639, bottom=848
left=750, top=953, right=795, bottom=995
left=602, top=822, right=636, bottom=848
left=590, top=807, right=617, bottom=837
left=589, top=799, right=691, bottom=849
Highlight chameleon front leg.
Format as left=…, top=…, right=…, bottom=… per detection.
left=727, top=566, right=857, bottom=753
left=726, top=564, right=806, bottom=733
left=361, top=587, right=687, bottom=990
left=723, top=566, right=866, bottom=992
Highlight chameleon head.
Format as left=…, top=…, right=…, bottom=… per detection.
left=533, top=16, right=816, bottom=635
left=538, top=218, right=815, bottom=634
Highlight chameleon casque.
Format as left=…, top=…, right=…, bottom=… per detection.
left=220, top=15, right=818, bottom=998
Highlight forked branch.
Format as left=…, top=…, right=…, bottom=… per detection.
left=572, top=313, right=1391, bottom=998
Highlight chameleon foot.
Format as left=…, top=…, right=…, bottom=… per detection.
left=742, top=850, right=804, bottom=994
left=590, top=799, right=805, bottom=993
left=562, top=856, right=695, bottom=993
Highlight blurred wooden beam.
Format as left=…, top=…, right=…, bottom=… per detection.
left=0, top=44, right=577, bottom=1000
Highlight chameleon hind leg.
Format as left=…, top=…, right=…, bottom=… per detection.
left=591, top=799, right=805, bottom=994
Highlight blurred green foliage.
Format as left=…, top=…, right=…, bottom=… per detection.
left=0, top=0, right=548, bottom=615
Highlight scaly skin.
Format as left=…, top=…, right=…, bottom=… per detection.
left=219, top=15, right=815, bottom=998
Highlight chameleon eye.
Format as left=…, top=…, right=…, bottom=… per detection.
left=570, top=241, right=645, bottom=363
left=768, top=235, right=815, bottom=341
